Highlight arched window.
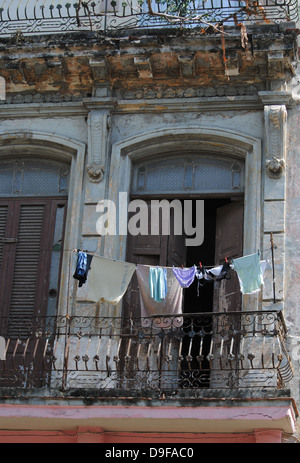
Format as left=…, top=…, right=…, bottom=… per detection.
left=0, top=158, right=69, bottom=197
left=131, top=154, right=244, bottom=197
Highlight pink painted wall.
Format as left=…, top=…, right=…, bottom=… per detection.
left=0, top=428, right=282, bottom=443
left=0, top=402, right=293, bottom=443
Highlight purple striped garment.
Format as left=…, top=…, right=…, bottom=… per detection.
left=172, top=265, right=197, bottom=288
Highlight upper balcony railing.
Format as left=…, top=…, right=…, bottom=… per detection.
left=0, top=0, right=298, bottom=37
left=0, top=310, right=294, bottom=393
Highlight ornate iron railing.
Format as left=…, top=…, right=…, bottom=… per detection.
left=0, top=0, right=298, bottom=36
left=0, top=310, right=294, bottom=391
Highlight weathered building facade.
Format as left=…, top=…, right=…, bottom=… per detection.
left=0, top=0, right=299, bottom=443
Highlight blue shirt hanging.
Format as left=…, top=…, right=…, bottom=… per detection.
left=149, top=266, right=167, bottom=303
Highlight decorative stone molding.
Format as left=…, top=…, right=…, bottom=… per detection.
left=263, top=105, right=287, bottom=176
left=87, top=110, right=111, bottom=183
left=121, top=84, right=264, bottom=100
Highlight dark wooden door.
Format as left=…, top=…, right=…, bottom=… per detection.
left=213, top=200, right=244, bottom=312
left=124, top=201, right=186, bottom=318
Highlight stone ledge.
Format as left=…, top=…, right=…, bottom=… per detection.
left=0, top=391, right=297, bottom=435
left=0, top=386, right=294, bottom=403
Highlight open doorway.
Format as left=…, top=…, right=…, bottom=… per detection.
left=178, top=198, right=244, bottom=383
left=183, top=198, right=243, bottom=314
left=184, top=198, right=230, bottom=314
left=125, top=197, right=243, bottom=316
left=123, top=196, right=244, bottom=389
left=123, top=195, right=245, bottom=389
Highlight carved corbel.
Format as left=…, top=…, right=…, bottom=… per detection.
left=86, top=163, right=105, bottom=183
left=267, top=51, right=284, bottom=77
left=266, top=157, right=285, bottom=179
left=134, top=57, right=153, bottom=79
left=264, top=105, right=287, bottom=179
left=89, top=58, right=108, bottom=81
left=87, top=110, right=111, bottom=183
left=178, top=55, right=195, bottom=78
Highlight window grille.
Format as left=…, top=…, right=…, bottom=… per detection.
left=132, top=155, right=244, bottom=196
left=0, top=159, right=69, bottom=197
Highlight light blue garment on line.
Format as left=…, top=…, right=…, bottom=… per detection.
left=232, top=253, right=264, bottom=294
left=149, top=266, right=167, bottom=302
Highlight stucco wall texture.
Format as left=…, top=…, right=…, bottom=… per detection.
left=0, top=20, right=299, bottom=442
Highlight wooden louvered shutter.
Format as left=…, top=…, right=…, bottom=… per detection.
left=9, top=202, right=49, bottom=319
left=0, top=198, right=66, bottom=387
left=0, top=199, right=58, bottom=322
left=0, top=205, right=8, bottom=275
left=0, top=201, right=14, bottom=320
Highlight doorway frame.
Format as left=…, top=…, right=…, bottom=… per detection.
left=105, top=126, right=262, bottom=313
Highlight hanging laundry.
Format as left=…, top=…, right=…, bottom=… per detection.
left=197, top=265, right=215, bottom=283
left=232, top=252, right=264, bottom=294
left=73, top=251, right=93, bottom=287
left=260, top=260, right=268, bottom=276
left=207, top=265, right=223, bottom=277
left=86, top=255, right=136, bottom=305
left=195, top=265, right=214, bottom=295
left=149, top=266, right=167, bottom=302
left=215, top=261, right=232, bottom=282
left=173, top=265, right=197, bottom=288
left=136, top=264, right=183, bottom=328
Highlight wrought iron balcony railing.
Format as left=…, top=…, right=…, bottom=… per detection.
left=0, top=0, right=298, bottom=37
left=0, top=310, right=294, bottom=392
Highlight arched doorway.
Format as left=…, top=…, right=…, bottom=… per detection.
left=0, top=158, right=70, bottom=320
left=126, top=153, right=245, bottom=316
left=122, top=153, right=244, bottom=388
left=105, top=127, right=262, bottom=390
left=0, top=157, right=70, bottom=387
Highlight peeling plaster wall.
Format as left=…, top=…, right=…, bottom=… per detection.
left=0, top=24, right=299, bottom=438
left=110, top=110, right=264, bottom=145
left=0, top=117, right=88, bottom=144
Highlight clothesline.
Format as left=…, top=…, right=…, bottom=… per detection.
left=72, top=247, right=272, bottom=270
left=73, top=250, right=268, bottom=311
left=69, top=234, right=278, bottom=316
